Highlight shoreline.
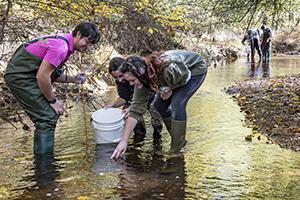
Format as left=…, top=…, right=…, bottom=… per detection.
left=226, top=74, right=300, bottom=152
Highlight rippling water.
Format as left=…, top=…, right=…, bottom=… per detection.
left=1, top=57, right=300, bottom=200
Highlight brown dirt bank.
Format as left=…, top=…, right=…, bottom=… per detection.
left=273, top=31, right=300, bottom=55
left=226, top=75, right=300, bottom=151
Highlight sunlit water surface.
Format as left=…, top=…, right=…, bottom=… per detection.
left=1, top=56, right=300, bottom=200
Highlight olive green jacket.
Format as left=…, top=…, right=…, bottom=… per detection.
left=129, top=50, right=207, bottom=122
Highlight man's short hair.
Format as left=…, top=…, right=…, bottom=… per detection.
left=109, top=57, right=125, bottom=74
left=72, top=22, right=100, bottom=44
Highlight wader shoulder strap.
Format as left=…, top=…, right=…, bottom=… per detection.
left=25, top=35, right=70, bottom=82
left=26, top=35, right=69, bottom=46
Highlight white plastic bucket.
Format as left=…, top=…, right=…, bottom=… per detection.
left=91, top=108, right=124, bottom=144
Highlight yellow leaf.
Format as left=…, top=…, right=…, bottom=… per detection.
left=148, top=27, right=154, bottom=34
left=137, top=26, right=141, bottom=31
left=293, top=127, right=300, bottom=133
left=77, top=196, right=90, bottom=200
left=239, top=96, right=247, bottom=101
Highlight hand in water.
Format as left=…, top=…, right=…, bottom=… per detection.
left=111, top=140, right=128, bottom=159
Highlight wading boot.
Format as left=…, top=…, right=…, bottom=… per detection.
left=133, top=121, right=146, bottom=143
left=34, top=132, right=54, bottom=155
left=162, top=117, right=172, bottom=134
left=170, top=120, right=187, bottom=154
left=153, top=124, right=163, bottom=140
left=152, top=124, right=163, bottom=154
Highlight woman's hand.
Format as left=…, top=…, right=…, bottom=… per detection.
left=160, top=89, right=173, bottom=100
left=111, top=117, right=138, bottom=159
left=122, top=108, right=129, bottom=118
left=111, top=139, right=128, bottom=159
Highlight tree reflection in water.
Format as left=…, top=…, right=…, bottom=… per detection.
left=14, top=153, right=65, bottom=200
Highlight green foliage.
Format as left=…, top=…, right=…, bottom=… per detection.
left=189, top=0, right=300, bottom=30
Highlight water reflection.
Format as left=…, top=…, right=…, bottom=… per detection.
left=247, top=61, right=272, bottom=79
left=14, top=154, right=64, bottom=200
left=92, top=143, right=124, bottom=174
left=116, top=142, right=186, bottom=200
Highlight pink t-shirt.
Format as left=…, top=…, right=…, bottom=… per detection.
left=25, top=33, right=75, bottom=68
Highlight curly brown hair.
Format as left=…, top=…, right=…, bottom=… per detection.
left=120, top=51, right=170, bottom=91
left=144, top=51, right=170, bottom=91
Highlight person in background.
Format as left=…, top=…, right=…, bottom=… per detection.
left=4, top=22, right=101, bottom=155
left=111, top=50, right=207, bottom=159
left=106, top=57, right=163, bottom=142
left=261, top=25, right=273, bottom=62
left=242, top=29, right=262, bottom=62
left=243, top=41, right=251, bottom=61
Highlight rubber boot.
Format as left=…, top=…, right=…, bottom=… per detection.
left=170, top=120, right=187, bottom=153
left=34, top=132, right=54, bottom=155
left=153, top=124, right=163, bottom=140
left=133, top=121, right=146, bottom=143
left=162, top=117, right=172, bottom=134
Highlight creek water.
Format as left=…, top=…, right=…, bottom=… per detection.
left=1, top=56, right=300, bottom=200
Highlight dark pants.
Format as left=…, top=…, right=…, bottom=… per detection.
left=261, top=42, right=271, bottom=60
left=250, top=38, right=262, bottom=62
left=123, top=96, right=163, bottom=138
left=153, top=73, right=207, bottom=121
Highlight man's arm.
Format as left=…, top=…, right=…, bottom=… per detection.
left=36, top=60, right=56, bottom=101
left=36, top=60, right=65, bottom=115
left=56, top=73, right=86, bottom=84
left=106, top=97, right=127, bottom=108
left=241, top=35, right=247, bottom=45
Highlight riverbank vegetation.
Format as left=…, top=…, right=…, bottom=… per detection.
left=1, top=0, right=300, bottom=150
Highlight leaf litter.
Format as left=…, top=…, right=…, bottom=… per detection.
left=226, top=75, right=300, bottom=151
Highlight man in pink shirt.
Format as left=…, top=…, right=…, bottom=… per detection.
left=4, top=22, right=100, bottom=155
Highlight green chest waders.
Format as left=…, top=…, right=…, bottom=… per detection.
left=4, top=36, right=68, bottom=155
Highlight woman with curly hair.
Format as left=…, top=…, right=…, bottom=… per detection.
left=111, top=50, right=207, bottom=159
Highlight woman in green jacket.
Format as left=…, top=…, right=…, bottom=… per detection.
left=111, top=50, right=207, bottom=159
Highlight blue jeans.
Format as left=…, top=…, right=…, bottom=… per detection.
left=263, top=43, right=271, bottom=60
left=153, top=73, right=207, bottom=121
